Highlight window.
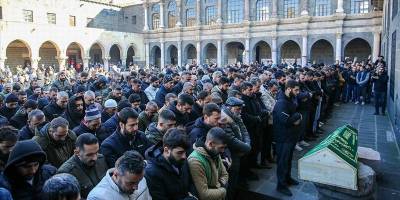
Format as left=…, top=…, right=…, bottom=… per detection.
left=315, top=0, right=331, bottom=16
left=0, top=6, right=3, bottom=20
left=227, top=0, right=243, bottom=24
left=69, top=15, right=76, bottom=26
left=205, top=6, right=217, bottom=25
left=152, top=4, right=160, bottom=29
left=87, top=18, right=93, bottom=26
left=393, top=0, right=398, bottom=19
left=371, top=0, right=384, bottom=11
left=47, top=13, right=56, bottom=24
left=132, top=15, right=137, bottom=24
left=351, top=0, right=369, bottom=14
left=283, top=0, right=299, bottom=18
left=23, top=10, right=33, bottom=22
left=186, top=0, right=196, bottom=26
left=256, top=0, right=271, bottom=21
left=168, top=1, right=177, bottom=28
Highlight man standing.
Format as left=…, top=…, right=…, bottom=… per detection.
left=168, top=94, right=194, bottom=127
left=34, top=117, right=77, bottom=168
left=18, top=109, right=46, bottom=141
left=155, top=76, right=175, bottom=108
left=0, top=140, right=56, bottom=199
left=273, top=80, right=302, bottom=196
left=62, top=96, right=85, bottom=129
left=73, top=105, right=109, bottom=143
left=0, top=93, right=20, bottom=120
left=87, top=150, right=151, bottom=200
left=145, top=128, right=197, bottom=200
left=144, top=76, right=160, bottom=101
left=58, top=133, right=108, bottom=198
left=145, top=109, right=176, bottom=145
left=138, top=101, right=159, bottom=132
left=100, top=107, right=151, bottom=167
left=43, top=91, right=69, bottom=121
left=188, top=103, right=221, bottom=145
left=188, top=127, right=228, bottom=200
left=372, top=66, right=389, bottom=115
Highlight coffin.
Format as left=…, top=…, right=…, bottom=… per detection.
left=299, top=124, right=358, bottom=190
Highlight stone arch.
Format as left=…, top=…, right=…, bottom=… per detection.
left=38, top=41, right=61, bottom=71
left=66, top=42, right=84, bottom=70
left=310, top=39, right=335, bottom=65
left=225, top=41, right=245, bottom=65
left=5, top=39, right=32, bottom=72
left=252, top=40, right=272, bottom=64
left=109, top=44, right=123, bottom=66
left=89, top=43, right=105, bottom=65
left=344, top=38, right=372, bottom=62
left=150, top=45, right=161, bottom=67
left=280, top=40, right=301, bottom=65
left=166, top=44, right=178, bottom=65
left=203, top=43, right=217, bottom=64
left=184, top=43, right=197, bottom=65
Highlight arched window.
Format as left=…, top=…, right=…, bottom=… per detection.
left=205, top=0, right=217, bottom=25
left=186, top=0, right=196, bottom=26
left=256, top=0, right=271, bottom=21
left=315, top=0, right=331, bottom=16
left=283, top=0, right=299, bottom=18
left=227, top=0, right=243, bottom=24
left=351, top=0, right=369, bottom=14
left=152, top=4, right=160, bottom=29
left=168, top=1, right=177, bottom=28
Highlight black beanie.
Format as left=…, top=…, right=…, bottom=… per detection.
left=5, top=93, right=18, bottom=103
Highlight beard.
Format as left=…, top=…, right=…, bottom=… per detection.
left=117, top=179, right=135, bottom=195
left=168, top=154, right=185, bottom=168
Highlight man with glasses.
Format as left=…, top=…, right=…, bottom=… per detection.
left=58, top=133, right=108, bottom=198
left=87, top=150, right=151, bottom=200
left=145, top=109, right=176, bottom=145
left=0, top=140, right=56, bottom=199
left=34, top=117, right=77, bottom=168
left=138, top=101, right=159, bottom=132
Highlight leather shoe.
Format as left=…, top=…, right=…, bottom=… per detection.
left=276, top=186, right=293, bottom=196
left=287, top=178, right=299, bottom=186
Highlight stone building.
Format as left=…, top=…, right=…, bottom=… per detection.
left=0, top=0, right=145, bottom=71
left=381, top=0, right=399, bottom=128
left=143, top=0, right=383, bottom=67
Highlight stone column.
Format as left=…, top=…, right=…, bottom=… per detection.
left=244, top=0, right=250, bottom=21
left=145, top=43, right=150, bottom=67
left=217, top=40, right=222, bottom=67
left=31, top=57, right=41, bottom=69
left=244, top=38, right=250, bottom=64
left=57, top=56, right=68, bottom=71
left=0, top=57, right=6, bottom=70
left=302, top=35, right=308, bottom=66
left=160, top=1, right=165, bottom=28
left=196, top=41, right=201, bottom=65
left=143, top=3, right=150, bottom=31
left=336, top=33, right=342, bottom=62
left=272, top=37, right=277, bottom=64
left=373, top=32, right=381, bottom=62
left=217, top=0, right=223, bottom=24
left=83, top=57, right=90, bottom=69
left=336, top=0, right=344, bottom=13
left=160, top=41, right=165, bottom=68
left=177, top=40, right=182, bottom=67
left=272, top=0, right=278, bottom=18
left=103, top=56, right=111, bottom=71
left=121, top=57, right=127, bottom=68
left=196, top=0, right=201, bottom=26
left=301, top=0, right=309, bottom=16
left=176, top=0, right=182, bottom=27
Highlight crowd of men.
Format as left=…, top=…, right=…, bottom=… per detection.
left=0, top=55, right=388, bottom=200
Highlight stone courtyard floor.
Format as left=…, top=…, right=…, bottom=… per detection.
left=237, top=103, right=400, bottom=200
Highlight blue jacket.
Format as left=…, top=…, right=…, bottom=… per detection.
left=144, top=143, right=195, bottom=200
left=155, top=85, right=173, bottom=108
left=356, top=70, right=370, bottom=86
left=72, top=122, right=110, bottom=144
left=102, top=114, right=119, bottom=136
left=188, top=118, right=212, bottom=146
left=100, top=129, right=151, bottom=168
left=273, top=92, right=302, bottom=143
left=18, top=125, right=35, bottom=141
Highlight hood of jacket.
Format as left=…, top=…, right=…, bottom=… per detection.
left=145, top=122, right=163, bottom=143
left=4, top=140, right=46, bottom=178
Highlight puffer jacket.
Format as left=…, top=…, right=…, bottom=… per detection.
left=145, top=122, right=164, bottom=145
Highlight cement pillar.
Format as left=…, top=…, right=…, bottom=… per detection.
left=57, top=57, right=67, bottom=72
left=121, top=57, right=127, bottom=68
left=245, top=38, right=250, bottom=64
left=302, top=35, right=308, bottom=66
left=145, top=43, right=150, bottom=67
left=196, top=0, right=201, bottom=26
left=143, top=3, right=149, bottom=31
left=160, top=42, right=165, bottom=68
left=244, top=0, right=250, bottom=21
left=177, top=41, right=182, bottom=67
left=373, top=32, right=381, bottom=61
left=336, top=33, right=342, bottom=62
left=160, top=2, right=165, bottom=28
left=336, top=0, right=344, bottom=13
left=196, top=41, right=201, bottom=65
left=0, top=57, right=6, bottom=70
left=83, top=57, right=90, bottom=69
left=217, top=40, right=222, bottom=67
left=31, top=57, right=41, bottom=70
left=301, top=0, right=309, bottom=16
left=217, top=0, right=223, bottom=23
left=104, top=57, right=111, bottom=71
left=272, top=37, right=277, bottom=64
left=272, top=0, right=278, bottom=18
left=176, top=0, right=182, bottom=27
